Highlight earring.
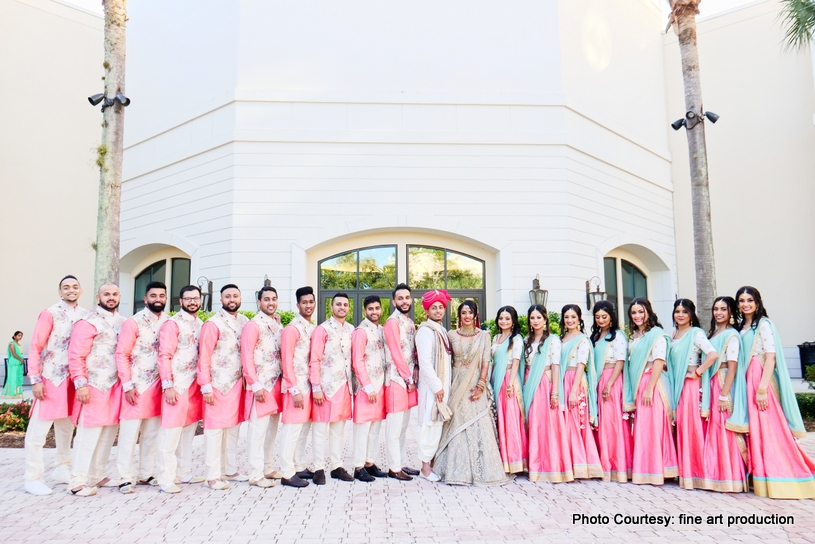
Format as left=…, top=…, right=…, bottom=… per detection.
left=729, top=316, right=735, bottom=325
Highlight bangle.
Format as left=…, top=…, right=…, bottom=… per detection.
left=718, top=395, right=729, bottom=401
left=694, top=368, right=703, bottom=377
left=757, top=388, right=767, bottom=395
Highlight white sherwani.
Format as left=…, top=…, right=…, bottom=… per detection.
left=415, top=323, right=452, bottom=463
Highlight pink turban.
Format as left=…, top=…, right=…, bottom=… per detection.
left=422, top=289, right=452, bottom=311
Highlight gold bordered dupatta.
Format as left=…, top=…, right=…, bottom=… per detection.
left=623, top=327, right=671, bottom=413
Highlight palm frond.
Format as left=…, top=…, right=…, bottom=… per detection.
left=779, top=0, right=815, bottom=50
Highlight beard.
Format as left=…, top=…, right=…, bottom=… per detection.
left=397, top=303, right=411, bottom=314
left=99, top=301, right=119, bottom=312
left=182, top=303, right=200, bottom=315
left=223, top=301, right=241, bottom=312
left=148, top=301, right=166, bottom=313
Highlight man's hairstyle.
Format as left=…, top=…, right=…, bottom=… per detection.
left=179, top=285, right=201, bottom=299
left=59, top=275, right=79, bottom=288
left=257, top=285, right=278, bottom=300
left=363, top=295, right=381, bottom=309
left=295, top=286, right=314, bottom=303
left=392, top=282, right=411, bottom=299
left=332, top=292, right=350, bottom=302
left=145, top=281, right=167, bottom=295
left=220, top=283, right=240, bottom=294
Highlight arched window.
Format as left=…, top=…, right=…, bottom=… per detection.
left=170, top=258, right=191, bottom=311
left=604, top=256, right=648, bottom=322
left=133, top=260, right=166, bottom=313
left=319, top=246, right=397, bottom=324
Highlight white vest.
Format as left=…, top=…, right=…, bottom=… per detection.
left=40, top=301, right=87, bottom=386
left=207, top=310, right=249, bottom=396
left=288, top=315, right=316, bottom=394
left=384, top=310, right=416, bottom=388
left=168, top=311, right=203, bottom=394
left=353, top=318, right=386, bottom=394
left=317, top=317, right=354, bottom=398
left=251, top=313, right=282, bottom=391
left=82, top=307, right=126, bottom=392
left=127, top=308, right=169, bottom=393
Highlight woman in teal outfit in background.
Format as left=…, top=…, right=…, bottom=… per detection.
left=3, top=331, right=24, bottom=398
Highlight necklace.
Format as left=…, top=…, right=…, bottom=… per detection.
left=457, top=327, right=478, bottom=337
left=457, top=332, right=479, bottom=365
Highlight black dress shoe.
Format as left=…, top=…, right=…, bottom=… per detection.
left=388, top=469, right=413, bottom=481
left=296, top=470, right=314, bottom=480
left=365, top=464, right=388, bottom=478
left=354, top=468, right=375, bottom=483
left=330, top=467, right=354, bottom=482
left=281, top=475, right=309, bottom=488
left=401, top=466, right=420, bottom=476
left=313, top=469, right=326, bottom=485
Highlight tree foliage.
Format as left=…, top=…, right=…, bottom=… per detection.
left=780, top=0, right=815, bottom=50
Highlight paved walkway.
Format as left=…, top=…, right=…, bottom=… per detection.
left=1, top=415, right=814, bottom=544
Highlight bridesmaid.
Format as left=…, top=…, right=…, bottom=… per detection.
left=559, top=305, right=602, bottom=479
left=701, top=296, right=747, bottom=492
left=667, top=299, right=718, bottom=490
left=624, top=297, right=677, bottom=485
left=491, top=306, right=528, bottom=474
left=521, top=305, right=573, bottom=483
left=728, top=286, right=815, bottom=499
left=590, top=301, right=631, bottom=483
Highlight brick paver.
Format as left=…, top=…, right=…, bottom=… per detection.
left=2, top=414, right=814, bottom=543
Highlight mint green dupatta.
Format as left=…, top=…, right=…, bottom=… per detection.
left=491, top=334, right=524, bottom=406
left=623, top=327, right=672, bottom=412
left=559, top=334, right=595, bottom=421
left=727, top=318, right=806, bottom=438
left=666, top=327, right=705, bottom=416
left=703, top=329, right=739, bottom=418
left=592, top=330, right=625, bottom=426
left=522, top=336, right=554, bottom=416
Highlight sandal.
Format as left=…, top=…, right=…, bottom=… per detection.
left=138, top=477, right=159, bottom=486
left=118, top=482, right=135, bottom=494
left=69, top=486, right=98, bottom=497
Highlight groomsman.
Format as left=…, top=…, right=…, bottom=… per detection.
left=351, top=296, right=388, bottom=482
left=67, top=283, right=125, bottom=496
left=309, top=293, right=355, bottom=484
left=383, top=283, right=419, bottom=481
left=115, top=281, right=169, bottom=493
left=155, top=285, right=205, bottom=494
left=278, top=286, right=317, bottom=488
left=198, top=284, right=249, bottom=490
left=240, top=285, right=283, bottom=488
left=24, top=275, right=87, bottom=495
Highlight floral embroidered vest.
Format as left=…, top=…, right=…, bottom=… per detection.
left=40, top=301, right=87, bottom=386
left=353, top=318, right=386, bottom=394
left=169, top=312, right=203, bottom=395
left=317, top=317, right=354, bottom=398
left=287, top=315, right=316, bottom=394
left=251, top=313, right=282, bottom=391
left=384, top=310, right=416, bottom=388
left=208, top=310, right=249, bottom=396
left=128, top=308, right=169, bottom=393
left=82, top=307, right=126, bottom=392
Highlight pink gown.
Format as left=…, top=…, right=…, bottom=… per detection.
left=631, top=367, right=678, bottom=485
left=701, top=367, right=747, bottom=492
left=563, top=368, right=603, bottom=479
left=596, top=368, right=632, bottom=482
left=493, top=337, right=527, bottom=473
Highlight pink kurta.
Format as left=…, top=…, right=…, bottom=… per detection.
left=700, top=369, right=747, bottom=492
left=68, top=319, right=122, bottom=427
left=351, top=328, right=386, bottom=424
left=280, top=325, right=312, bottom=424
left=309, top=326, right=353, bottom=423
left=28, top=308, right=77, bottom=420
left=158, top=320, right=203, bottom=428
left=526, top=368, right=573, bottom=483
left=116, top=319, right=162, bottom=420
left=631, top=369, right=678, bottom=485
left=198, top=322, right=243, bottom=429
left=383, top=319, right=418, bottom=413
left=496, top=372, right=527, bottom=473
left=596, top=368, right=632, bottom=483
left=676, top=377, right=706, bottom=490
left=241, top=320, right=283, bottom=419
left=563, top=369, right=603, bottom=479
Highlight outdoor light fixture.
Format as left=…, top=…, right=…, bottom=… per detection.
left=671, top=110, right=719, bottom=131
left=198, top=276, right=213, bottom=313
left=87, top=92, right=131, bottom=112
left=255, top=275, right=272, bottom=309
left=528, top=275, right=549, bottom=308
left=585, top=276, right=607, bottom=310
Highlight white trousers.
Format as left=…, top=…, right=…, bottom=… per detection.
left=203, top=425, right=240, bottom=481
left=278, top=421, right=311, bottom=478
left=385, top=410, right=411, bottom=472
left=24, top=402, right=73, bottom=482
left=352, top=420, right=382, bottom=468
left=69, top=412, right=117, bottom=489
left=417, top=422, right=443, bottom=464
left=155, top=422, right=198, bottom=487
left=246, top=404, right=280, bottom=482
left=312, top=421, right=346, bottom=471
left=116, top=416, right=161, bottom=483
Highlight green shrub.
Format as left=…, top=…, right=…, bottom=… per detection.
left=797, top=393, right=815, bottom=419
left=806, top=365, right=815, bottom=389
left=0, top=400, right=31, bottom=431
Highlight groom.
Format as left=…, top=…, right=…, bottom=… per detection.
left=415, top=290, right=453, bottom=482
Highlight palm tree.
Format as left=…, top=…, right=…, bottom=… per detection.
left=779, top=0, right=815, bottom=49
left=668, top=0, right=716, bottom=322
left=93, top=0, right=128, bottom=292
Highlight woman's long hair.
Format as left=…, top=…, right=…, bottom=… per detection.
left=495, top=306, right=522, bottom=354
left=590, top=300, right=619, bottom=345
left=524, top=304, right=550, bottom=360
left=735, top=285, right=769, bottom=331
left=708, top=296, right=738, bottom=338
left=628, top=297, right=661, bottom=333
left=673, top=298, right=701, bottom=329
left=559, top=304, right=585, bottom=338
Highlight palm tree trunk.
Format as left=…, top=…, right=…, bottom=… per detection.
left=672, top=0, right=716, bottom=323
left=94, top=0, right=127, bottom=292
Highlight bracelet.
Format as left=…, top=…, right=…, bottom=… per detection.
left=757, top=388, right=767, bottom=395
left=476, top=384, right=485, bottom=392
left=694, top=368, right=703, bottom=377
left=718, top=395, right=729, bottom=401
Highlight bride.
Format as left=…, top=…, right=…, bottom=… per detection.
left=433, top=300, right=509, bottom=486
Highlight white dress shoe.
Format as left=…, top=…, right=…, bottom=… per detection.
left=68, top=486, right=98, bottom=497
left=161, top=484, right=182, bottom=494
left=51, top=465, right=71, bottom=485
left=206, top=479, right=230, bottom=490
left=223, top=473, right=249, bottom=482
left=25, top=479, right=54, bottom=495
left=176, top=475, right=205, bottom=484
left=419, top=471, right=441, bottom=483
left=249, top=478, right=277, bottom=488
